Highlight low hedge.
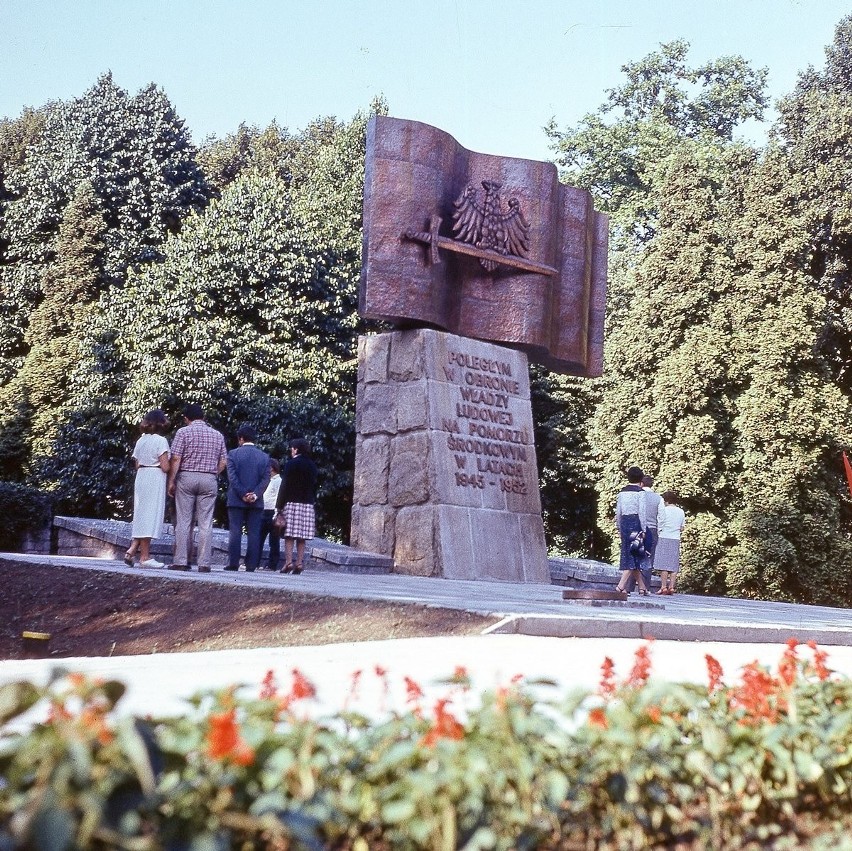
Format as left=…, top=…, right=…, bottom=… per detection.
left=1, top=640, right=851, bottom=850
left=0, top=480, right=52, bottom=551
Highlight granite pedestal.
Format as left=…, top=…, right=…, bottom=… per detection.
left=351, top=328, right=549, bottom=582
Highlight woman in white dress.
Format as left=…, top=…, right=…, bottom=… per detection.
left=125, top=409, right=170, bottom=568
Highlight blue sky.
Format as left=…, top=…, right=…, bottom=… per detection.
left=1, top=0, right=850, bottom=161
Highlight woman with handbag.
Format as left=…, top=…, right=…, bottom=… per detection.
left=614, top=465, right=650, bottom=595
left=274, top=438, right=318, bottom=575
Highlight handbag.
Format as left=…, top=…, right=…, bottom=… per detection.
left=629, top=530, right=646, bottom=558
left=272, top=511, right=286, bottom=530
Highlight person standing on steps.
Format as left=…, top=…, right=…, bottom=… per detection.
left=125, top=409, right=170, bottom=568
left=167, top=404, right=227, bottom=573
left=258, top=458, right=282, bottom=571
left=654, top=491, right=686, bottom=595
left=225, top=424, right=271, bottom=573
left=628, top=474, right=662, bottom=594
left=275, top=437, right=318, bottom=575
left=614, top=466, right=650, bottom=595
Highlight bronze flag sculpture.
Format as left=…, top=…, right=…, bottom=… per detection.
left=360, top=116, right=607, bottom=376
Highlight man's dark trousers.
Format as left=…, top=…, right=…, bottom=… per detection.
left=228, top=506, right=264, bottom=571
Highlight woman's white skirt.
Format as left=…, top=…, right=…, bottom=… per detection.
left=132, top=467, right=167, bottom=539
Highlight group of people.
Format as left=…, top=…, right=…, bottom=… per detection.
left=124, top=404, right=318, bottom=575
left=614, top=466, right=685, bottom=595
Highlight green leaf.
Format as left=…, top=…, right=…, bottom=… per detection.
left=0, top=680, right=40, bottom=724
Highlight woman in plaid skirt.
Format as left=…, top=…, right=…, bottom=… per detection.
left=274, top=438, right=318, bottom=574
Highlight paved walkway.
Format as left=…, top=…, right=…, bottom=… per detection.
left=2, top=553, right=851, bottom=723
left=4, top=552, right=852, bottom=645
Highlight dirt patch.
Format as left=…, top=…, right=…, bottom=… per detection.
left=0, top=563, right=496, bottom=659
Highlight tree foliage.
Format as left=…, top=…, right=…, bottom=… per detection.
left=0, top=74, right=211, bottom=483
left=551, top=30, right=852, bottom=604
left=546, top=39, right=768, bottom=247
left=44, top=107, right=381, bottom=538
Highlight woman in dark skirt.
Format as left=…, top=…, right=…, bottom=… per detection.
left=614, top=466, right=650, bottom=595
left=275, top=437, right=318, bottom=574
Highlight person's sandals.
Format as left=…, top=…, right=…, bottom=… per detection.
left=123, top=551, right=135, bottom=567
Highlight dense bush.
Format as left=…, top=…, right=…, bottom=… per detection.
left=0, top=480, right=51, bottom=550
left=2, top=640, right=851, bottom=849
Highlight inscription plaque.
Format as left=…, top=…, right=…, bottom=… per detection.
left=351, top=328, right=549, bottom=581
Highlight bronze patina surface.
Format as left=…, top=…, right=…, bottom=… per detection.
left=360, top=116, right=608, bottom=376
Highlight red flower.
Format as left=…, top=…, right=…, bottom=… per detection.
left=259, top=670, right=277, bottom=700
left=421, top=698, right=465, bottom=746
left=343, top=669, right=362, bottom=711
left=404, top=676, right=424, bottom=706
left=705, top=654, right=725, bottom=693
left=646, top=705, right=661, bottom=724
left=278, top=668, right=317, bottom=712
left=290, top=668, right=316, bottom=701
left=626, top=641, right=654, bottom=688
left=374, top=664, right=390, bottom=711
left=728, top=661, right=783, bottom=725
left=778, top=640, right=799, bottom=687
left=806, top=641, right=831, bottom=681
left=588, top=707, right=608, bottom=729
left=598, top=657, right=617, bottom=698
left=207, top=708, right=255, bottom=766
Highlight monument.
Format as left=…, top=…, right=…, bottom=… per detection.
left=351, top=116, right=607, bottom=581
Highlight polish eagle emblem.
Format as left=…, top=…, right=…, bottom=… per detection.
left=452, top=180, right=531, bottom=272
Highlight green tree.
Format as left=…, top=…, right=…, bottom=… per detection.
left=0, top=181, right=106, bottom=481
left=772, top=15, right=852, bottom=396
left=48, top=107, right=380, bottom=536
left=532, top=369, right=607, bottom=557
left=561, top=34, right=852, bottom=604
left=0, top=74, right=210, bottom=376
left=546, top=40, right=768, bottom=249
left=545, top=42, right=768, bottom=566
left=721, top=149, right=852, bottom=604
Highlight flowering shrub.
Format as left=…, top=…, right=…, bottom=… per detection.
left=1, top=641, right=852, bottom=849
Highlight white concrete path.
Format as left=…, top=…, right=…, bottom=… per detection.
left=2, top=553, right=852, bottom=724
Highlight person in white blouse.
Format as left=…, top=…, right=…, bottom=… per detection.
left=125, top=409, right=170, bottom=568
left=258, top=458, right=282, bottom=570
left=614, top=466, right=650, bottom=595
left=654, top=491, right=686, bottom=595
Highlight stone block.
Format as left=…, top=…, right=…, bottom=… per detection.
left=517, top=514, right=550, bottom=582
left=353, top=435, right=390, bottom=505
left=393, top=505, right=436, bottom=575
left=388, top=432, right=430, bottom=506
left=358, top=334, right=391, bottom=384
left=396, top=379, right=429, bottom=432
left=357, top=382, right=398, bottom=435
left=349, top=504, right=396, bottom=556
left=352, top=329, right=550, bottom=584
left=388, top=329, right=425, bottom=381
